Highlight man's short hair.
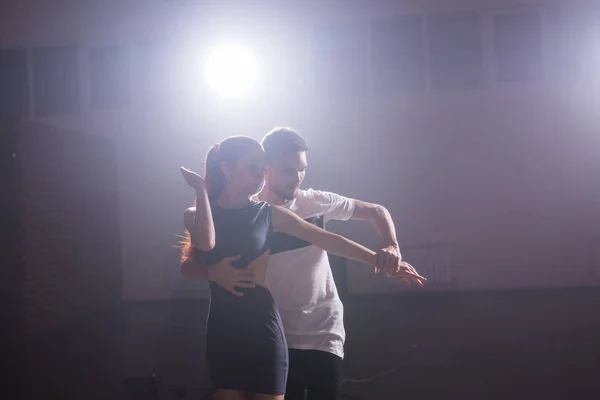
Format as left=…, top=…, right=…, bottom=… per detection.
left=261, top=127, right=308, bottom=163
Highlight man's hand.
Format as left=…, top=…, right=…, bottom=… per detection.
left=376, top=245, right=402, bottom=274
left=208, top=255, right=256, bottom=297
left=376, top=245, right=426, bottom=289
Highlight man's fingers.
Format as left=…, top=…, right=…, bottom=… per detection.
left=236, top=268, right=255, bottom=276
left=235, top=281, right=256, bottom=289
left=236, top=272, right=256, bottom=281
left=383, top=254, right=397, bottom=272
left=235, top=269, right=255, bottom=280
left=229, top=287, right=244, bottom=297
left=377, top=251, right=398, bottom=274
left=229, top=279, right=255, bottom=295
left=223, top=255, right=242, bottom=263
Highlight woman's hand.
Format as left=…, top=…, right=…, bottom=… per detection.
left=385, top=261, right=426, bottom=289
left=180, top=166, right=205, bottom=190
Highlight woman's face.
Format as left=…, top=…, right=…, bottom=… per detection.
left=224, top=144, right=265, bottom=196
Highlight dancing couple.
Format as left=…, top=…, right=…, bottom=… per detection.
left=180, top=127, right=424, bottom=400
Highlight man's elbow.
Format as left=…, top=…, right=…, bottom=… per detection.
left=352, top=201, right=388, bottom=221
left=370, top=204, right=388, bottom=220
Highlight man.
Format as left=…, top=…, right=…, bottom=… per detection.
left=181, top=127, right=423, bottom=399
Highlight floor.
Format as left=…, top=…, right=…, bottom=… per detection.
left=21, top=287, right=600, bottom=399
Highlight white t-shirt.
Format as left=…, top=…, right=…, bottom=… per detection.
left=263, top=189, right=356, bottom=359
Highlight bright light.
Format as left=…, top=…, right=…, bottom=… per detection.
left=205, top=45, right=257, bottom=98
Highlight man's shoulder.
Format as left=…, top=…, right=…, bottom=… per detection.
left=297, top=188, right=356, bottom=221
left=289, top=188, right=346, bottom=215
left=298, top=188, right=346, bottom=204
left=298, top=188, right=338, bottom=198
left=282, top=189, right=322, bottom=215
left=294, top=188, right=325, bottom=205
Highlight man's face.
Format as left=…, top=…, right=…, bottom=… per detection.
left=265, top=151, right=307, bottom=201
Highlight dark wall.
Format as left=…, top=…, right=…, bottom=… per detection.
left=0, top=118, right=26, bottom=397
left=0, top=120, right=123, bottom=398
left=17, top=121, right=122, bottom=337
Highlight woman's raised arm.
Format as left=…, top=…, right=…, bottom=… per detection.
left=181, top=167, right=216, bottom=251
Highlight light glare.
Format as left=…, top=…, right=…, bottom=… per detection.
left=205, top=45, right=257, bottom=98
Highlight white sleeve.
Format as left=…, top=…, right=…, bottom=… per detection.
left=305, top=189, right=355, bottom=222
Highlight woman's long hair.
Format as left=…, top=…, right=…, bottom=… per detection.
left=180, top=136, right=261, bottom=262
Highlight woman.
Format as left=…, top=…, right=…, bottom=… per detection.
left=180, top=136, right=389, bottom=400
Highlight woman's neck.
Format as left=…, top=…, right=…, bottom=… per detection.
left=217, top=187, right=251, bottom=209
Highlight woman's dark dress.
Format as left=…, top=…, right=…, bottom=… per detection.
left=194, top=201, right=288, bottom=395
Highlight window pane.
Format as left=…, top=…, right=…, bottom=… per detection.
left=312, top=23, right=369, bottom=97
left=427, top=12, right=483, bottom=91
left=494, top=12, right=542, bottom=82
left=371, top=16, right=425, bottom=94
left=89, top=45, right=130, bottom=110
left=136, top=42, right=171, bottom=109
left=33, top=46, right=80, bottom=116
left=0, top=48, right=29, bottom=117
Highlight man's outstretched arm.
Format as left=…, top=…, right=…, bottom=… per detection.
left=349, top=200, right=424, bottom=287
left=350, top=201, right=399, bottom=249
